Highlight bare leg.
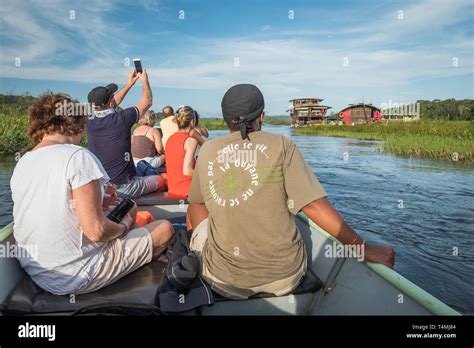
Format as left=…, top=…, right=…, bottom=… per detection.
left=186, top=203, right=209, bottom=233
left=144, top=220, right=174, bottom=259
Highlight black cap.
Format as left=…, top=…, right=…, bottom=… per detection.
left=221, top=84, right=265, bottom=140
left=87, top=83, right=118, bottom=107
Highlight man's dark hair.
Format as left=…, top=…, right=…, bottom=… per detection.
left=162, top=105, right=174, bottom=117
left=225, top=116, right=261, bottom=133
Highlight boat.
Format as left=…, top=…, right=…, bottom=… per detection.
left=0, top=193, right=460, bottom=315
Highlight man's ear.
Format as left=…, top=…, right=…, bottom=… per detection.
left=108, top=95, right=116, bottom=108
left=260, top=112, right=265, bottom=123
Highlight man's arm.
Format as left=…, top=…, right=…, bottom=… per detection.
left=113, top=70, right=139, bottom=106
left=135, top=69, right=153, bottom=118
left=72, top=180, right=135, bottom=242
left=302, top=197, right=395, bottom=268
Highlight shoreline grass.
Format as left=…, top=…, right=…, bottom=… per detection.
left=0, top=114, right=31, bottom=155
left=294, top=121, right=474, bottom=164
left=197, top=118, right=228, bottom=130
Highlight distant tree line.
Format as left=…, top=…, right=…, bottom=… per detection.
left=0, top=94, right=36, bottom=116
left=417, top=99, right=474, bottom=121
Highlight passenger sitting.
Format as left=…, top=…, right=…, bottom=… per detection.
left=189, top=111, right=209, bottom=159
left=132, top=110, right=165, bottom=169
left=87, top=69, right=165, bottom=199
left=186, top=84, right=395, bottom=300
left=160, top=105, right=178, bottom=148
left=164, top=106, right=198, bottom=198
left=10, top=93, right=174, bottom=296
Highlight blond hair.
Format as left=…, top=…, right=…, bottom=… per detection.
left=173, top=106, right=195, bottom=129
left=138, top=110, right=156, bottom=127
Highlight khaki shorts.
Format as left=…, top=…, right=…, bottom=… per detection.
left=189, top=218, right=307, bottom=300
left=76, top=227, right=153, bottom=294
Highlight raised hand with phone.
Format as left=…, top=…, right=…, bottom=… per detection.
left=134, top=64, right=152, bottom=118
left=111, top=58, right=150, bottom=112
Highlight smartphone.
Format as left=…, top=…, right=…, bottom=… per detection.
left=133, top=58, right=143, bottom=74
left=107, top=198, right=135, bottom=224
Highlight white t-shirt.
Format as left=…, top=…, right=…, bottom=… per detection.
left=160, top=116, right=179, bottom=148
left=10, top=144, right=110, bottom=295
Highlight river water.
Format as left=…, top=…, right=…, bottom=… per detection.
left=0, top=124, right=473, bottom=314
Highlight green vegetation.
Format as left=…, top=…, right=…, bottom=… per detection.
left=195, top=115, right=291, bottom=130
left=0, top=94, right=89, bottom=155
left=417, top=99, right=473, bottom=121
left=0, top=113, right=31, bottom=155
left=197, top=118, right=228, bottom=130
left=264, top=115, right=292, bottom=125
left=295, top=121, right=474, bottom=164
left=0, top=95, right=34, bottom=154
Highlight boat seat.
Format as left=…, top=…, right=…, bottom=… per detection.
left=2, top=259, right=323, bottom=315
left=1, top=260, right=167, bottom=315
left=212, top=270, right=323, bottom=302
left=134, top=191, right=188, bottom=206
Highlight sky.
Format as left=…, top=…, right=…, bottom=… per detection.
left=0, top=0, right=473, bottom=117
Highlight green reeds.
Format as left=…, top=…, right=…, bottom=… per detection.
left=295, top=121, right=474, bottom=164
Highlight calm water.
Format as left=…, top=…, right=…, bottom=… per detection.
left=1, top=125, right=473, bottom=314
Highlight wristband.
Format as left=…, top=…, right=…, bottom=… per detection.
left=119, top=222, right=128, bottom=236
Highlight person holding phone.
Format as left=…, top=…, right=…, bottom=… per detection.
left=87, top=66, right=166, bottom=199
left=10, top=93, right=174, bottom=295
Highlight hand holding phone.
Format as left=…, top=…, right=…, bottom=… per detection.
left=127, top=70, right=139, bottom=87
left=107, top=198, right=136, bottom=224
left=133, top=58, right=143, bottom=74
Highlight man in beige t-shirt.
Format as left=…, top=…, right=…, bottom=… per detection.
left=187, top=84, right=395, bottom=299
left=160, top=105, right=178, bottom=148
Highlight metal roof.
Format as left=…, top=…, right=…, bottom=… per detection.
left=289, top=98, right=324, bottom=102
left=339, top=103, right=381, bottom=112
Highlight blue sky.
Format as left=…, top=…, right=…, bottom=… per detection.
left=0, top=0, right=473, bottom=116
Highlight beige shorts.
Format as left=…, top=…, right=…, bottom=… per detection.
left=189, top=218, right=307, bottom=300
left=76, top=227, right=153, bottom=294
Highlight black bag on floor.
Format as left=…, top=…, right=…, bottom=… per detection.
left=155, top=229, right=214, bottom=315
